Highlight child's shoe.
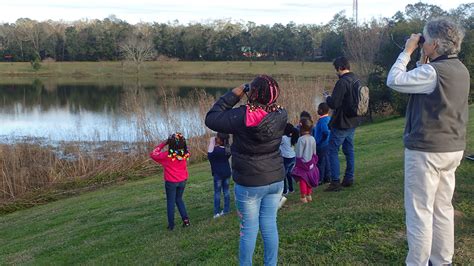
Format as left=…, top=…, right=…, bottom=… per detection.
left=306, top=195, right=312, bottom=202
left=213, top=213, right=221, bottom=219
left=167, top=225, right=174, bottom=231
left=183, top=218, right=190, bottom=227
left=300, top=197, right=308, bottom=203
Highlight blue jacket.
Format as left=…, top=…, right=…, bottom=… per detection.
left=312, top=116, right=331, bottom=148
left=208, top=146, right=231, bottom=178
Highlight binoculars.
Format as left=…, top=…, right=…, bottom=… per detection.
left=405, top=35, right=425, bottom=45
left=418, top=36, right=426, bottom=45
left=243, top=83, right=251, bottom=93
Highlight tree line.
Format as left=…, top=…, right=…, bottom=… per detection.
left=0, top=3, right=471, bottom=63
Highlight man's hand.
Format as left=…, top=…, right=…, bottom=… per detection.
left=404, top=33, right=422, bottom=55
left=323, top=90, right=330, bottom=99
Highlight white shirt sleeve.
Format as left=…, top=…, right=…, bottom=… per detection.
left=386, top=52, right=437, bottom=94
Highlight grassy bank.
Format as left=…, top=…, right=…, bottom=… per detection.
left=0, top=107, right=472, bottom=264
left=0, top=61, right=334, bottom=81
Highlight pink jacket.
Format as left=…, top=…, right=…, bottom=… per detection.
left=150, top=142, right=189, bottom=183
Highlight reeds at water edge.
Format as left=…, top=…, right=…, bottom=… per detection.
left=0, top=78, right=327, bottom=210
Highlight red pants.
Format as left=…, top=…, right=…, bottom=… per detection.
left=299, top=180, right=312, bottom=197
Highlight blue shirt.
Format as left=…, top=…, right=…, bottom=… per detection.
left=208, top=146, right=231, bottom=178
left=312, top=116, right=331, bottom=148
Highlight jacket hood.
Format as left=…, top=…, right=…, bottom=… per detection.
left=247, top=109, right=287, bottom=142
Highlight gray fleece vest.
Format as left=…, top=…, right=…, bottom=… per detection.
left=404, top=56, right=470, bottom=152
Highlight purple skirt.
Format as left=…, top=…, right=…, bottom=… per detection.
left=291, top=154, right=320, bottom=187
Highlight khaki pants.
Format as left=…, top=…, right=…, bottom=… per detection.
left=404, top=148, right=464, bottom=266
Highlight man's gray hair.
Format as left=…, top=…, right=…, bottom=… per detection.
left=423, top=18, right=465, bottom=56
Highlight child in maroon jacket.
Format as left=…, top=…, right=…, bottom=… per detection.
left=150, top=132, right=191, bottom=230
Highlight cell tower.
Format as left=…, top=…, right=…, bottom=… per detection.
left=353, top=0, right=359, bottom=25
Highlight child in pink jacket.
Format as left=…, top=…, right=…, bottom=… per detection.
left=150, top=132, right=191, bottom=230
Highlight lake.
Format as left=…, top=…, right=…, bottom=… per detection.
left=0, top=77, right=327, bottom=144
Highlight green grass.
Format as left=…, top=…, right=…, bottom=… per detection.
left=0, top=107, right=473, bottom=264
left=0, top=61, right=335, bottom=86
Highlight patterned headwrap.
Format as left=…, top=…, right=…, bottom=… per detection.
left=245, top=75, right=283, bottom=127
left=167, top=132, right=190, bottom=161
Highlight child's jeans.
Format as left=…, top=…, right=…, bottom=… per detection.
left=283, top=157, right=296, bottom=194
left=317, top=146, right=331, bottom=183
left=213, top=175, right=231, bottom=215
left=299, top=180, right=312, bottom=197
left=165, top=181, right=188, bottom=228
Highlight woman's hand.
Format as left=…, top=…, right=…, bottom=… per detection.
left=232, top=84, right=246, bottom=99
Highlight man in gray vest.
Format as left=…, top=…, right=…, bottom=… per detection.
left=386, top=18, right=469, bottom=266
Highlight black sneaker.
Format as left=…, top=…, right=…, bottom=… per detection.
left=341, top=178, right=354, bottom=187
left=324, top=182, right=341, bottom=192
left=183, top=218, right=190, bottom=227
left=167, top=225, right=174, bottom=231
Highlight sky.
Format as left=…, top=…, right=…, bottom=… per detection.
left=0, top=0, right=470, bottom=25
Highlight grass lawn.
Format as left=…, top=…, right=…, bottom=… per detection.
left=0, top=107, right=473, bottom=264
left=0, top=61, right=335, bottom=79
left=0, top=61, right=336, bottom=89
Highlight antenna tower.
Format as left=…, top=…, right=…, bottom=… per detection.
left=353, top=0, right=359, bottom=25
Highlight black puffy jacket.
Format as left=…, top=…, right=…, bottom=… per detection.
left=205, top=91, right=288, bottom=187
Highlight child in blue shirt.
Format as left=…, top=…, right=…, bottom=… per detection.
left=208, top=132, right=232, bottom=218
left=313, top=103, right=331, bottom=184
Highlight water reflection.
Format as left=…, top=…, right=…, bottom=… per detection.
left=1, top=77, right=329, bottom=144
left=0, top=80, right=230, bottom=142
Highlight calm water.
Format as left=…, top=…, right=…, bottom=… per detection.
left=1, top=78, right=326, bottom=144
left=0, top=80, right=232, bottom=143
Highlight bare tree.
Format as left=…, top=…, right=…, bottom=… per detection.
left=343, top=20, right=388, bottom=120
left=15, top=18, right=52, bottom=59
left=343, top=20, right=387, bottom=82
left=119, top=32, right=156, bottom=74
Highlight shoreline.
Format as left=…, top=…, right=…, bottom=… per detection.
left=0, top=61, right=335, bottom=80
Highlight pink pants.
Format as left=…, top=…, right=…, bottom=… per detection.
left=299, top=180, right=312, bottom=197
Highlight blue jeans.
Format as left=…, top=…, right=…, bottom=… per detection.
left=282, top=157, right=295, bottom=193
left=165, top=181, right=188, bottom=228
left=317, top=145, right=331, bottom=183
left=328, top=128, right=355, bottom=183
left=235, top=181, right=284, bottom=266
left=214, top=176, right=231, bottom=215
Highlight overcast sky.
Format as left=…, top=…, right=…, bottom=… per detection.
left=0, top=0, right=470, bottom=25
